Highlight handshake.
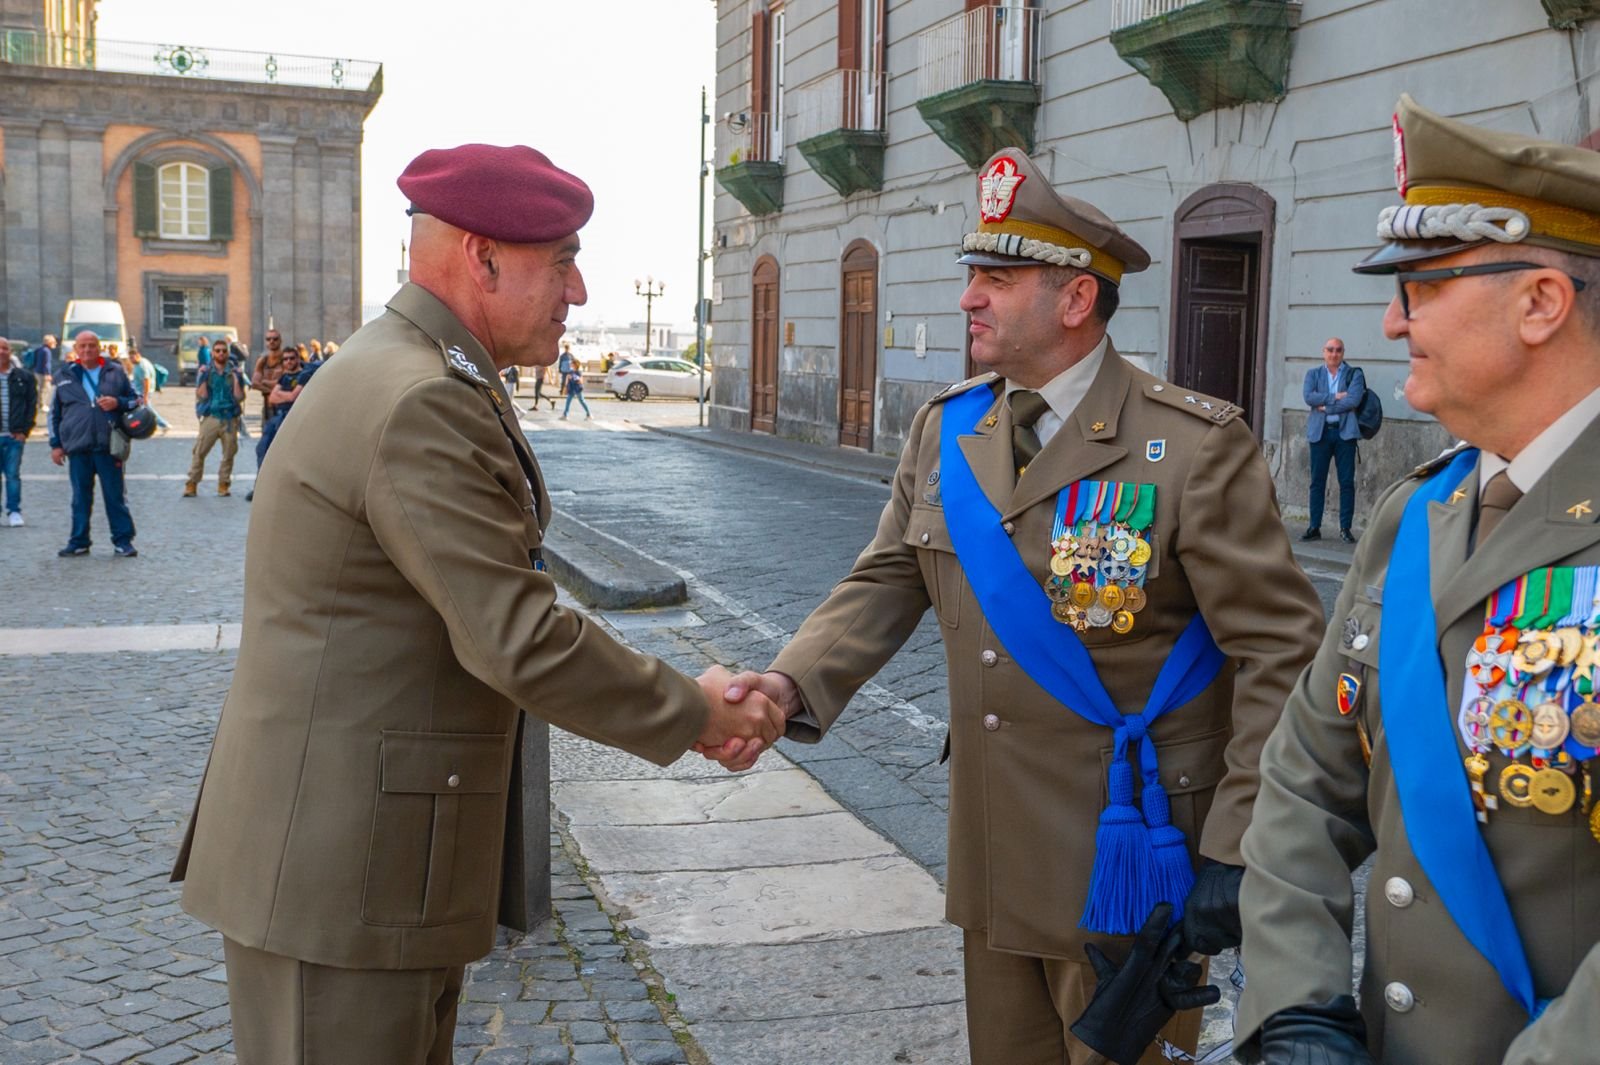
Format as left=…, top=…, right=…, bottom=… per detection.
left=691, top=666, right=801, bottom=772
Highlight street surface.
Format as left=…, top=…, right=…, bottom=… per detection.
left=0, top=382, right=1353, bottom=1064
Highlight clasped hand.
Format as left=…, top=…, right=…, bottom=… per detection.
left=691, top=668, right=801, bottom=773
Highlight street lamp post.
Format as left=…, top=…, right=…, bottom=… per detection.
left=634, top=277, right=665, bottom=357
left=695, top=84, right=710, bottom=427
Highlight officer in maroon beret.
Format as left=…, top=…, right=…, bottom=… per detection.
left=172, top=145, right=787, bottom=1063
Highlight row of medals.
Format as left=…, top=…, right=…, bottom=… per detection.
left=1460, top=621, right=1600, bottom=838
left=1045, top=524, right=1152, bottom=634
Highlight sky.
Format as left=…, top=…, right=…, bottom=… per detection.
left=96, top=0, right=718, bottom=330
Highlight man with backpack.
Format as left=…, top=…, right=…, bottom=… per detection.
left=1302, top=337, right=1367, bottom=543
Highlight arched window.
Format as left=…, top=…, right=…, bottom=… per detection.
left=158, top=162, right=210, bottom=239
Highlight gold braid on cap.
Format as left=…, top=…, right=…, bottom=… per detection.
left=962, top=231, right=1092, bottom=268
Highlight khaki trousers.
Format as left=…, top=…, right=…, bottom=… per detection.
left=222, top=937, right=464, bottom=1065
left=963, top=930, right=1206, bottom=1065
left=188, top=416, right=239, bottom=487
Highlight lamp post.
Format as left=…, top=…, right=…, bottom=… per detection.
left=695, top=84, right=710, bottom=427
left=635, top=277, right=665, bottom=357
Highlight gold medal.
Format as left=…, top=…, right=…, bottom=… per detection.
left=1050, top=553, right=1073, bottom=577
left=1489, top=699, right=1531, bottom=751
left=1052, top=600, right=1075, bottom=623
left=1128, top=539, right=1152, bottom=567
left=1123, top=585, right=1147, bottom=614
left=1513, top=632, right=1559, bottom=677
left=1590, top=800, right=1600, bottom=844
left=1531, top=767, right=1577, bottom=815
left=1556, top=627, right=1586, bottom=667
left=1499, top=764, right=1537, bottom=808
left=1111, top=610, right=1135, bottom=634
left=1071, top=582, right=1097, bottom=609
left=1099, top=584, right=1125, bottom=611
left=1530, top=702, right=1571, bottom=750
left=1571, top=697, right=1600, bottom=748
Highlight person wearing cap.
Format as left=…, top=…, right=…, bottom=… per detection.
left=1236, top=95, right=1600, bottom=1065
left=171, top=143, right=787, bottom=1064
left=702, top=149, right=1322, bottom=1064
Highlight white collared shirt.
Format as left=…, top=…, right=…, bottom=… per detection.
left=1478, top=383, right=1600, bottom=493
left=1002, top=335, right=1109, bottom=448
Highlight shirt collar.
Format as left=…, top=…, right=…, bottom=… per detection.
left=1003, top=334, right=1109, bottom=422
left=1480, top=383, right=1600, bottom=492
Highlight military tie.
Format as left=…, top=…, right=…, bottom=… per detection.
left=1011, top=389, right=1050, bottom=480
left=1474, top=470, right=1523, bottom=550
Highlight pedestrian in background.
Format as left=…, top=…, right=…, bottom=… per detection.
left=49, top=331, right=139, bottom=558
left=127, top=346, right=169, bottom=434
left=28, top=334, right=58, bottom=379
left=1302, top=336, right=1366, bottom=543
left=560, top=365, right=591, bottom=420
left=251, top=331, right=288, bottom=424
left=186, top=340, right=246, bottom=498
left=248, top=348, right=315, bottom=500
left=557, top=341, right=575, bottom=387
left=0, top=337, right=39, bottom=527
left=532, top=363, right=556, bottom=410
left=501, top=364, right=520, bottom=396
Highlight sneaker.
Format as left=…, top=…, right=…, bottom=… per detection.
left=1339, top=529, right=1357, bottom=544
left=1299, top=528, right=1321, bottom=542
left=182, top=483, right=197, bottom=497
left=5, top=512, right=21, bottom=527
left=57, top=545, right=89, bottom=557
left=218, top=484, right=231, bottom=497
left=113, top=544, right=138, bottom=558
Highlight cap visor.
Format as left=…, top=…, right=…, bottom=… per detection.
left=1352, top=239, right=1476, bottom=275
left=956, top=250, right=1048, bottom=268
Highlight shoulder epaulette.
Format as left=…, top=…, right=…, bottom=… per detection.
left=1141, top=380, right=1242, bottom=426
left=1408, top=442, right=1473, bottom=480
left=928, top=372, right=999, bottom=405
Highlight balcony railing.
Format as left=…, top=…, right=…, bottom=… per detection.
left=1112, top=0, right=1209, bottom=31
left=0, top=29, right=382, bottom=92
left=791, top=68, right=886, bottom=144
left=725, top=111, right=779, bottom=166
left=917, top=4, right=1041, bottom=101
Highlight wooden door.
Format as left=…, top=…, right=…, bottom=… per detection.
left=839, top=242, right=878, bottom=450
left=1173, top=240, right=1258, bottom=426
left=751, top=256, right=780, bottom=434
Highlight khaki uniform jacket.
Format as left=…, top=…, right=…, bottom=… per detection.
left=173, top=285, right=707, bottom=971
left=1237, top=420, right=1600, bottom=1064
left=772, top=347, right=1322, bottom=960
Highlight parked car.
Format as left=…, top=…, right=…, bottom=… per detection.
left=606, top=357, right=711, bottom=401
left=175, top=324, right=240, bottom=385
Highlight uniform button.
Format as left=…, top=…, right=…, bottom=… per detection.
left=1352, top=633, right=1371, bottom=651
left=1384, top=982, right=1415, bottom=1013
left=1385, top=877, right=1414, bottom=908
left=982, top=714, right=1000, bottom=732
left=981, top=650, right=998, bottom=667
left=1002, top=522, right=1015, bottom=536
left=446, top=774, right=461, bottom=789
left=920, top=532, right=930, bottom=545
left=1177, top=774, right=1191, bottom=788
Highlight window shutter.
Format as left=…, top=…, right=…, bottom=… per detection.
left=133, top=162, right=158, bottom=237
left=750, top=9, right=770, bottom=119
left=837, top=0, right=860, bottom=72
left=209, top=165, right=234, bottom=241
left=964, top=0, right=990, bottom=10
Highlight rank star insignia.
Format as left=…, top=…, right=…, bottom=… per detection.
left=983, top=414, right=999, bottom=428
left=447, top=345, right=489, bottom=384
left=1448, top=488, right=1468, bottom=504
left=978, top=157, right=1026, bottom=223
left=1091, top=421, right=1106, bottom=432
left=1200, top=401, right=1214, bottom=411
left=1569, top=499, right=1594, bottom=518
left=1184, top=395, right=1197, bottom=404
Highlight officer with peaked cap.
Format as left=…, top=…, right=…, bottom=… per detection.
left=1236, top=95, right=1600, bottom=1065
left=171, top=144, right=786, bottom=1064
left=701, top=149, right=1322, bottom=1064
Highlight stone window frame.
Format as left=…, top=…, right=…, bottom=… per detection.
left=134, top=145, right=232, bottom=256
left=143, top=271, right=230, bottom=344
left=158, top=161, right=211, bottom=241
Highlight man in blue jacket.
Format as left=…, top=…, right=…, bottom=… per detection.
left=48, top=331, right=141, bottom=558
left=1301, top=337, right=1366, bottom=543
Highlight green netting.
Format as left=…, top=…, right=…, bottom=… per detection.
left=1110, top=0, right=1299, bottom=123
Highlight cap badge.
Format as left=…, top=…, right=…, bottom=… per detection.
left=979, top=157, right=1027, bottom=224
left=447, top=345, right=489, bottom=384
left=1145, top=439, right=1166, bottom=463
left=1392, top=111, right=1408, bottom=196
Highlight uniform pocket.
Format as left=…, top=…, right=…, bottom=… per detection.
left=361, top=730, right=510, bottom=927
left=904, top=503, right=962, bottom=629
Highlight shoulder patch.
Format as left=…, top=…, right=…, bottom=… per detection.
left=929, top=372, right=999, bottom=405
left=1408, top=441, right=1473, bottom=480
left=445, top=344, right=491, bottom=385
left=1142, top=381, right=1242, bottom=426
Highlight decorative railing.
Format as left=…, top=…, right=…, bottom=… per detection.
left=724, top=111, right=779, bottom=166
left=1112, top=0, right=1210, bottom=30
left=791, top=68, right=886, bottom=144
left=916, top=4, right=1041, bottom=101
left=0, top=29, right=382, bottom=92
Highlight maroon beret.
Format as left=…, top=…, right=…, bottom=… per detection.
left=397, top=143, right=594, bottom=244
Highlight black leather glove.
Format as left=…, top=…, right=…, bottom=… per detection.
left=1181, top=859, right=1245, bottom=956
left=1258, top=995, right=1375, bottom=1065
left=1069, top=902, right=1221, bottom=1065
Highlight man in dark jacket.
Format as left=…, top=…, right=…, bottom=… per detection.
left=0, top=336, right=39, bottom=526
left=49, top=331, right=141, bottom=558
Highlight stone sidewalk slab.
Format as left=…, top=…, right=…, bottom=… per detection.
left=554, top=768, right=837, bottom=825
left=0, top=623, right=241, bottom=655
left=572, top=811, right=898, bottom=872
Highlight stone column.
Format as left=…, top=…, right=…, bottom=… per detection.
left=318, top=139, right=358, bottom=343
left=66, top=122, right=106, bottom=300
left=37, top=121, right=72, bottom=332
left=258, top=135, right=297, bottom=339
left=292, top=137, right=324, bottom=342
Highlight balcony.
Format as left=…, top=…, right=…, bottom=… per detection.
left=1543, top=0, right=1600, bottom=27
left=0, top=28, right=382, bottom=92
left=715, top=113, right=784, bottom=217
left=1110, top=0, right=1299, bottom=123
left=792, top=69, right=887, bottom=198
left=914, top=5, right=1041, bottom=169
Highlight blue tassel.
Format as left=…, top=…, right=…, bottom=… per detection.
left=1141, top=781, right=1195, bottom=922
left=1079, top=760, right=1157, bottom=934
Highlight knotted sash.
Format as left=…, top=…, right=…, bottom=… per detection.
left=938, top=385, right=1227, bottom=934
left=1379, top=448, right=1546, bottom=1017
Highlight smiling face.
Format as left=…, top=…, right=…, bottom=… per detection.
left=958, top=265, right=1080, bottom=383
left=487, top=235, right=588, bottom=367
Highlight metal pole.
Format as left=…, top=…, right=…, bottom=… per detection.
left=696, top=85, right=709, bottom=427
left=643, top=289, right=653, bottom=358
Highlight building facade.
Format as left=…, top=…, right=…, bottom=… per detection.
left=0, top=0, right=380, bottom=370
left=708, top=0, right=1600, bottom=514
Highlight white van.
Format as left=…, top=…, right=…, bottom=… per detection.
left=62, top=299, right=128, bottom=349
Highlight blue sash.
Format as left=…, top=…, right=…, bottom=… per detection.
left=938, top=385, right=1227, bottom=934
left=1378, top=448, right=1546, bottom=1017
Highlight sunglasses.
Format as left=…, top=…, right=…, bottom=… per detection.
left=1394, top=261, right=1588, bottom=320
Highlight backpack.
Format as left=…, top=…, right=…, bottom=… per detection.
left=1356, top=387, right=1383, bottom=440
